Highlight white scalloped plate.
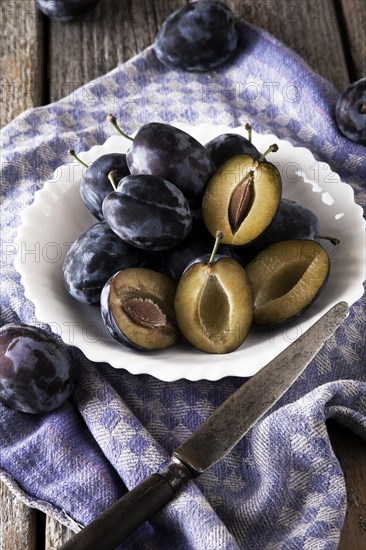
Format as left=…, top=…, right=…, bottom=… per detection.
left=14, top=123, right=365, bottom=381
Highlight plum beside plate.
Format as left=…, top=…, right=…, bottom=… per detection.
left=14, top=124, right=365, bottom=381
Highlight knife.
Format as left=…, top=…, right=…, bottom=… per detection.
left=60, top=301, right=349, bottom=550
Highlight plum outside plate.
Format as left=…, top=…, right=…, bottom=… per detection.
left=14, top=123, right=365, bottom=381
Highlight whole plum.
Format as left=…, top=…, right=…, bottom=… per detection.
left=36, top=0, right=101, bottom=21
left=126, top=123, right=215, bottom=208
left=79, top=153, right=130, bottom=221
left=154, top=1, right=238, bottom=72
left=249, top=198, right=320, bottom=247
left=0, top=324, right=74, bottom=414
left=335, top=78, right=366, bottom=144
left=233, top=199, right=321, bottom=264
left=205, top=133, right=261, bottom=168
left=161, top=216, right=235, bottom=280
left=63, top=221, right=144, bottom=305
left=103, top=174, right=192, bottom=251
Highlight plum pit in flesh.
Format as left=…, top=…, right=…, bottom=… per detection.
left=202, top=151, right=281, bottom=245
left=101, top=268, right=180, bottom=351
left=246, top=240, right=330, bottom=326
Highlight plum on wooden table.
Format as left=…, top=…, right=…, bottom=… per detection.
left=36, top=0, right=101, bottom=21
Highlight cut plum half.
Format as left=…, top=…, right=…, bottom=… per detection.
left=174, top=257, right=253, bottom=354
left=202, top=154, right=281, bottom=245
left=101, top=268, right=181, bottom=351
left=246, top=240, right=330, bottom=326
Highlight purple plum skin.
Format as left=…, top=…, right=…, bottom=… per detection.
left=80, top=153, right=130, bottom=221
left=162, top=216, right=235, bottom=280
left=63, top=221, right=144, bottom=305
left=335, top=78, right=366, bottom=144
left=234, top=199, right=321, bottom=265
left=126, top=123, right=216, bottom=208
left=154, top=1, right=238, bottom=72
left=103, top=174, right=192, bottom=251
left=36, top=0, right=101, bottom=21
left=100, top=278, right=144, bottom=351
left=205, top=133, right=261, bottom=168
left=0, top=324, right=74, bottom=414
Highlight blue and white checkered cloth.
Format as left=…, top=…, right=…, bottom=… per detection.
left=1, top=21, right=365, bottom=549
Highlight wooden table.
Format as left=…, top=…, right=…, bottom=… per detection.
left=1, top=1, right=365, bottom=548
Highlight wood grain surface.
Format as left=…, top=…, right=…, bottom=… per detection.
left=0, top=1, right=365, bottom=549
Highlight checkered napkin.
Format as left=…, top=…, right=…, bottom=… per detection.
left=1, top=20, right=365, bottom=550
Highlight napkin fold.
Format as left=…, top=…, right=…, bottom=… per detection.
left=1, top=20, right=365, bottom=550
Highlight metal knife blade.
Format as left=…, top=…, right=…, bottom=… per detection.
left=60, top=301, right=348, bottom=550
left=174, top=300, right=349, bottom=474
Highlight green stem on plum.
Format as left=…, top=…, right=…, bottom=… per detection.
left=107, top=114, right=133, bottom=141
left=315, top=235, right=340, bottom=246
left=233, top=13, right=246, bottom=25
left=108, top=170, right=118, bottom=191
left=208, top=231, right=224, bottom=264
left=257, top=144, right=279, bottom=162
left=245, top=123, right=252, bottom=143
left=69, top=149, right=88, bottom=168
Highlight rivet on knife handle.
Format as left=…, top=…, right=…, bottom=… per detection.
left=59, top=301, right=348, bottom=550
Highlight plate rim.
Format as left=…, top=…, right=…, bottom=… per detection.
left=14, top=123, right=366, bottom=381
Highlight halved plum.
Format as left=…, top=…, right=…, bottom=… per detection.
left=202, top=152, right=281, bottom=245
left=101, top=268, right=181, bottom=351
left=174, top=233, right=253, bottom=354
left=245, top=240, right=330, bottom=326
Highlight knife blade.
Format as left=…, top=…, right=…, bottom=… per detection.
left=60, top=301, right=348, bottom=550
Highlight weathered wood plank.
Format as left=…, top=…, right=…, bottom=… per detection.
left=1, top=2, right=364, bottom=550
left=0, top=0, right=45, bottom=127
left=230, top=0, right=349, bottom=91
left=340, top=0, right=366, bottom=81
left=0, top=479, right=38, bottom=550
left=327, top=421, right=366, bottom=549
left=48, top=0, right=349, bottom=103
left=48, top=0, right=187, bottom=102
left=45, top=516, right=74, bottom=550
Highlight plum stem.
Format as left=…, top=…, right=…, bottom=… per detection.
left=233, top=13, right=246, bottom=25
left=245, top=123, right=252, bottom=143
left=107, top=114, right=133, bottom=141
left=360, top=103, right=366, bottom=114
left=208, top=231, right=224, bottom=264
left=69, top=149, right=88, bottom=168
left=316, top=235, right=340, bottom=246
left=257, top=144, right=278, bottom=162
left=108, top=170, right=118, bottom=191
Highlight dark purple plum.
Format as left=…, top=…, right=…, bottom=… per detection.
left=249, top=198, right=320, bottom=247
left=205, top=133, right=261, bottom=168
left=161, top=216, right=235, bottom=280
left=101, top=268, right=180, bottom=351
left=103, top=174, right=192, bottom=251
left=0, top=324, right=74, bottom=414
left=233, top=199, right=320, bottom=264
left=154, top=1, right=238, bottom=72
left=79, top=153, right=130, bottom=221
left=335, top=78, right=366, bottom=144
left=36, top=0, right=101, bottom=21
left=126, top=122, right=216, bottom=208
left=63, top=221, right=144, bottom=305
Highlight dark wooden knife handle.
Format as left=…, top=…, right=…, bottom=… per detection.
left=59, top=460, right=193, bottom=550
